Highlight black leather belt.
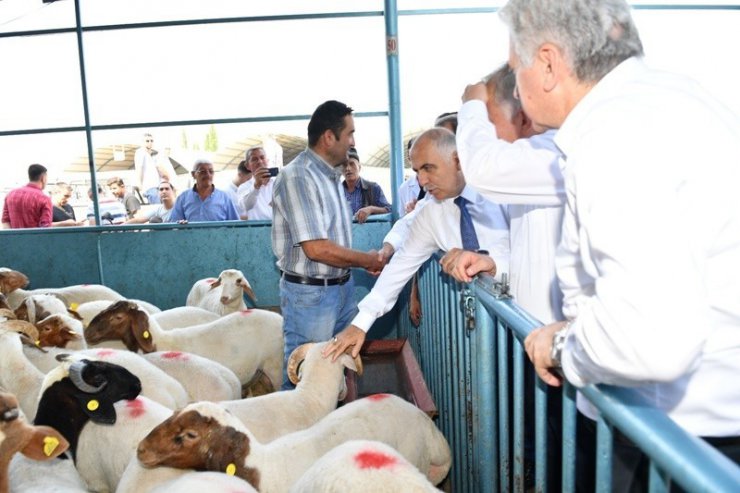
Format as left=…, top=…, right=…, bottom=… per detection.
left=281, top=271, right=351, bottom=286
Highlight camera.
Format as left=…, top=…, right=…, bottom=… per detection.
left=268, top=167, right=280, bottom=177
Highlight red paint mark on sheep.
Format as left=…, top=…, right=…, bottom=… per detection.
left=366, top=393, right=391, bottom=402
left=354, top=450, right=399, bottom=470
left=126, top=398, right=146, bottom=418
left=239, top=309, right=253, bottom=315
left=206, top=278, right=217, bottom=284
left=161, top=351, right=188, bottom=360
left=95, top=349, right=115, bottom=358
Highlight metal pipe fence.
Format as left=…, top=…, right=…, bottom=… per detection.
left=399, top=257, right=740, bottom=492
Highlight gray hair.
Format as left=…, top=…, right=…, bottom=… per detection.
left=500, top=0, right=643, bottom=83
left=192, top=158, right=213, bottom=172
left=52, top=182, right=72, bottom=196
left=482, top=63, right=520, bottom=118
left=245, top=146, right=264, bottom=161
left=409, top=127, right=457, bottom=160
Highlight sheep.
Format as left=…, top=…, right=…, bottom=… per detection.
left=36, top=313, right=86, bottom=350
left=0, top=331, right=45, bottom=420
left=23, top=345, right=189, bottom=411
left=0, top=390, right=71, bottom=493
left=137, top=394, right=452, bottom=492
left=186, top=269, right=257, bottom=316
left=33, top=316, right=241, bottom=402
left=8, top=455, right=88, bottom=493
left=33, top=357, right=173, bottom=493
left=220, top=341, right=362, bottom=443
left=117, top=460, right=257, bottom=493
left=13, top=294, right=71, bottom=324
left=0, top=268, right=28, bottom=297
left=151, top=306, right=221, bottom=330
left=289, top=440, right=440, bottom=493
left=85, top=301, right=284, bottom=391
left=142, top=351, right=241, bottom=402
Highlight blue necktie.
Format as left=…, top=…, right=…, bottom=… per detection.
left=454, top=196, right=480, bottom=251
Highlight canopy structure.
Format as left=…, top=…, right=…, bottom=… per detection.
left=211, top=133, right=308, bottom=171
left=364, top=131, right=422, bottom=169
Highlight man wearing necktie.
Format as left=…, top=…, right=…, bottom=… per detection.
left=324, top=127, right=510, bottom=360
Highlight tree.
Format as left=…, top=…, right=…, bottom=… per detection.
left=204, top=125, right=218, bottom=152
left=180, top=128, right=189, bottom=149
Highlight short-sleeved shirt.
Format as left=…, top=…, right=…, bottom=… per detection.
left=169, top=186, right=239, bottom=222
left=122, top=193, right=141, bottom=219
left=342, top=177, right=392, bottom=215
left=142, top=204, right=174, bottom=223
left=52, top=204, right=76, bottom=222
left=2, top=183, right=52, bottom=228
left=272, top=148, right=353, bottom=278
left=86, top=198, right=127, bottom=224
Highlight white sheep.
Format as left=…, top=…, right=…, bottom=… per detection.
left=33, top=315, right=241, bottom=403
left=142, top=351, right=241, bottom=402
left=6, top=283, right=124, bottom=311
left=0, top=330, right=45, bottom=420
left=13, top=294, right=69, bottom=324
left=220, top=341, right=362, bottom=443
left=33, top=358, right=174, bottom=493
left=117, top=460, right=257, bottom=493
left=185, top=269, right=257, bottom=316
left=289, top=439, right=441, bottom=493
left=75, top=301, right=205, bottom=331
left=8, top=454, right=89, bottom=493
left=137, top=394, right=452, bottom=492
left=24, top=345, right=189, bottom=410
left=85, top=301, right=284, bottom=391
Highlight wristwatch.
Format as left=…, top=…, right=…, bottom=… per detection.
left=549, top=323, right=570, bottom=368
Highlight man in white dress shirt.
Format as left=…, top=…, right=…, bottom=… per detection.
left=445, top=63, right=565, bottom=325
left=323, top=127, right=510, bottom=359
left=499, top=0, right=740, bottom=485
left=238, top=146, right=276, bottom=220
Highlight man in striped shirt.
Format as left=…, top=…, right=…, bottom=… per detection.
left=272, top=100, right=386, bottom=389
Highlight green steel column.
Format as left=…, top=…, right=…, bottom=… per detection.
left=383, top=0, right=404, bottom=221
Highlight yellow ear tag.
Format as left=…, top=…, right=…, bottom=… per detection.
left=43, top=436, right=61, bottom=457
left=226, top=463, right=236, bottom=476
left=87, top=400, right=99, bottom=411
left=70, top=303, right=79, bottom=311
left=35, top=340, right=40, bottom=346
left=142, top=331, right=150, bottom=339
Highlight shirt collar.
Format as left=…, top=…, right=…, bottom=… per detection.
left=306, top=148, right=343, bottom=181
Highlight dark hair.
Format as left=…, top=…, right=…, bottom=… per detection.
left=28, top=164, right=47, bottom=182
left=106, top=176, right=124, bottom=187
left=237, top=160, right=249, bottom=174
left=307, top=100, right=353, bottom=147
left=347, top=147, right=360, bottom=162
left=434, top=112, right=458, bottom=134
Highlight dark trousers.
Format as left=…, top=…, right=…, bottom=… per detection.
left=576, top=413, right=740, bottom=492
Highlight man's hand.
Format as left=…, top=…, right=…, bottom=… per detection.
left=364, top=249, right=386, bottom=275
left=253, top=167, right=271, bottom=189
left=440, top=249, right=496, bottom=283
left=355, top=207, right=372, bottom=223
left=378, top=242, right=395, bottom=264
left=462, top=82, right=488, bottom=103
left=404, top=199, right=418, bottom=214
left=524, top=321, right=568, bottom=387
left=322, top=325, right=366, bottom=361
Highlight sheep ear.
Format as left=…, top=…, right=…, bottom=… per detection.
left=21, top=426, right=70, bottom=460
left=14, top=301, right=30, bottom=321
left=204, top=426, right=248, bottom=473
left=241, top=282, right=257, bottom=303
left=131, top=309, right=157, bottom=353
left=209, top=278, right=222, bottom=290
left=73, top=393, right=117, bottom=424
left=67, top=309, right=83, bottom=321
left=340, top=352, right=364, bottom=376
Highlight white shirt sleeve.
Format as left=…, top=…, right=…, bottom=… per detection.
left=353, top=205, right=440, bottom=332
left=382, top=198, right=429, bottom=251
left=457, top=100, right=565, bottom=206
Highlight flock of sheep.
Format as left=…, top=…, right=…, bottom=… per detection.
left=0, top=267, right=452, bottom=492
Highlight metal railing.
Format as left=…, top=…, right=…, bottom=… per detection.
left=399, top=257, right=740, bottom=492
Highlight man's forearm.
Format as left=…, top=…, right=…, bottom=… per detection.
left=301, top=239, right=373, bottom=270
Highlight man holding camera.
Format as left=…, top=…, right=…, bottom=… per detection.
left=238, top=146, right=277, bottom=221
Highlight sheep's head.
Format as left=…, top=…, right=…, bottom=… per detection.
left=38, top=356, right=143, bottom=426
left=14, top=294, right=67, bottom=324
left=137, top=402, right=260, bottom=488
left=0, top=293, right=11, bottom=310
left=36, top=314, right=82, bottom=348
left=210, top=269, right=257, bottom=305
left=287, top=342, right=363, bottom=401
left=1, top=319, right=40, bottom=345
left=86, top=300, right=157, bottom=353
left=0, top=390, right=70, bottom=463
left=0, top=268, right=29, bottom=294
